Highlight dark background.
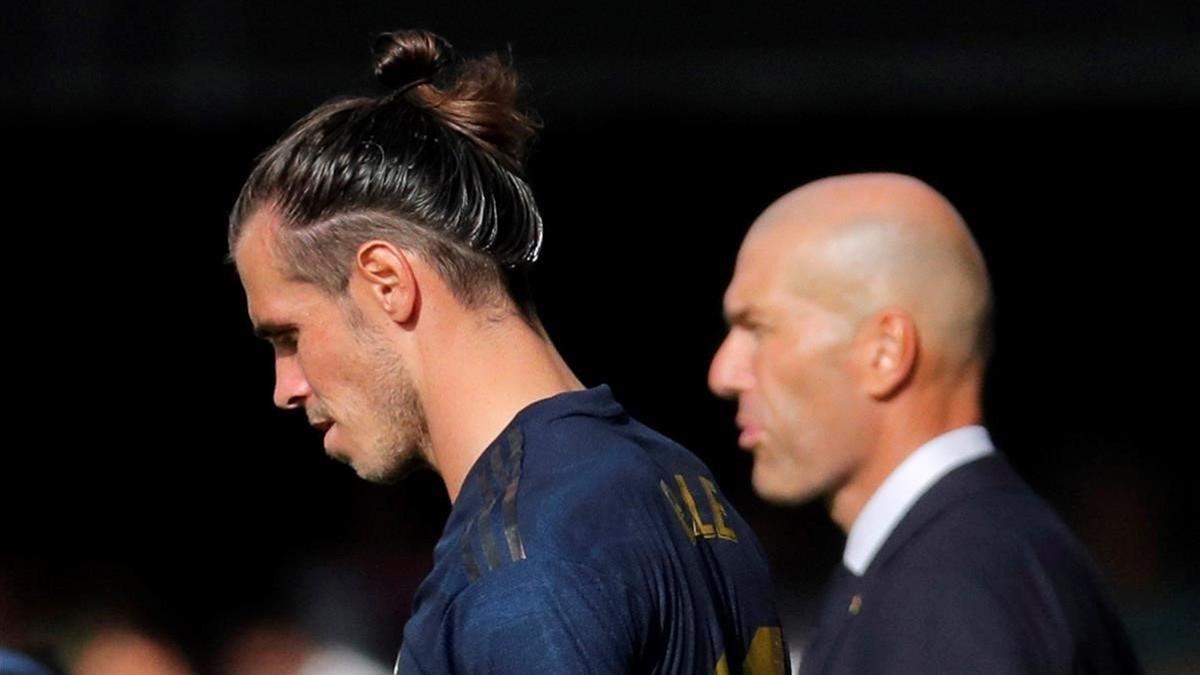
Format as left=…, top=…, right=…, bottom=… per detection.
left=4, top=1, right=1198, bottom=672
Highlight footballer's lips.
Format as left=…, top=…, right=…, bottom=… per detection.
left=310, top=419, right=337, bottom=448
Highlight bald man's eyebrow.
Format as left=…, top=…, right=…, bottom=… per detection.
left=724, top=308, right=756, bottom=328
left=253, top=322, right=295, bottom=342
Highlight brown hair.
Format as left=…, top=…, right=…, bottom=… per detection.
left=230, top=29, right=543, bottom=316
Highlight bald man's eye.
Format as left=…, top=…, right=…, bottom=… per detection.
left=735, top=322, right=767, bottom=339
left=270, top=332, right=298, bottom=355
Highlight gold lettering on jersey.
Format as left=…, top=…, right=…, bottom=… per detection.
left=659, top=479, right=695, bottom=542
left=663, top=474, right=741, bottom=542
left=713, top=626, right=785, bottom=675
left=699, top=475, right=738, bottom=542
left=675, top=474, right=717, bottom=538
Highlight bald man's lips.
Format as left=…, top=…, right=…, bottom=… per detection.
left=736, top=420, right=763, bottom=449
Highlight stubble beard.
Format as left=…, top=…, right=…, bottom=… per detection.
left=353, top=324, right=433, bottom=484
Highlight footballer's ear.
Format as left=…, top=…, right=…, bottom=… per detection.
left=354, top=240, right=420, bottom=324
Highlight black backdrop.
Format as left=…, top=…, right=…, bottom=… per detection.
left=4, top=1, right=1198, bottom=671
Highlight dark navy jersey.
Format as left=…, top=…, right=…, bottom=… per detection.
left=395, top=386, right=787, bottom=675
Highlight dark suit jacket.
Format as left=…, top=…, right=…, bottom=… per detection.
left=801, top=454, right=1141, bottom=674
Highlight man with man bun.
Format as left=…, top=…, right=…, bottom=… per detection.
left=230, top=30, right=786, bottom=674
left=709, top=173, right=1140, bottom=673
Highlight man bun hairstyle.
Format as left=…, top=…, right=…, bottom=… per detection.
left=230, top=28, right=543, bottom=316
left=372, top=30, right=450, bottom=91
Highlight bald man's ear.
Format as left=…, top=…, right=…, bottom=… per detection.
left=856, top=309, right=918, bottom=400
left=352, top=241, right=419, bottom=324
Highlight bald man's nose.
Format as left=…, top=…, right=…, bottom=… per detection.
left=709, top=332, right=753, bottom=399
left=273, top=355, right=312, bottom=410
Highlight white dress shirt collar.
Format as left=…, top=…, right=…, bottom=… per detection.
left=843, top=425, right=995, bottom=575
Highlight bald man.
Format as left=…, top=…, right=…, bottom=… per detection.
left=710, top=174, right=1140, bottom=674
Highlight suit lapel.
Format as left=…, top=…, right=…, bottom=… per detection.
left=802, top=564, right=862, bottom=673
left=863, top=454, right=1023, bottom=578
left=805, top=455, right=1027, bottom=673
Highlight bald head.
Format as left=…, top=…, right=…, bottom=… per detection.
left=711, top=173, right=992, bottom=513
left=746, top=173, right=991, bottom=376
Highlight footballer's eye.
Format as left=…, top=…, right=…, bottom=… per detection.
left=255, top=324, right=299, bottom=354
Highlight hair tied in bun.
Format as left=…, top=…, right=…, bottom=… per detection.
left=373, top=29, right=454, bottom=93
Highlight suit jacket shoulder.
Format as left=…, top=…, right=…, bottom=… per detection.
left=803, top=455, right=1141, bottom=675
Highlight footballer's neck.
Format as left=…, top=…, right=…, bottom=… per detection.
left=420, top=307, right=582, bottom=502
